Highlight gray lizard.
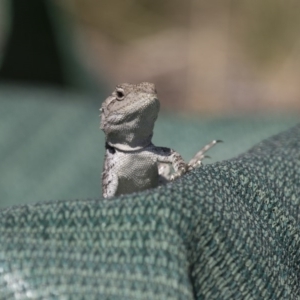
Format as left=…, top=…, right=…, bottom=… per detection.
left=100, top=82, right=220, bottom=198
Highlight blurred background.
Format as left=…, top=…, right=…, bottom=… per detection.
left=0, top=0, right=299, bottom=207
left=41, top=0, right=300, bottom=113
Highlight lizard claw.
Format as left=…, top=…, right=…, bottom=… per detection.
left=171, top=166, right=188, bottom=180
left=188, top=140, right=222, bottom=168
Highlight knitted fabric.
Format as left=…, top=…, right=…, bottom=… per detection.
left=0, top=124, right=299, bottom=299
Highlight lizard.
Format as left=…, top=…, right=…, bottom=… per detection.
left=100, top=82, right=221, bottom=198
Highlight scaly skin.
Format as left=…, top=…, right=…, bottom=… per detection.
left=100, top=82, right=220, bottom=198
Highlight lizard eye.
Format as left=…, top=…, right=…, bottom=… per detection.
left=116, top=90, right=125, bottom=101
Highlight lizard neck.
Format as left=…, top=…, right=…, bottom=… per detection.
left=106, top=137, right=152, bottom=152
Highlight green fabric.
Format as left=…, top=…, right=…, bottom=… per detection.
left=0, top=85, right=298, bottom=208
left=0, top=121, right=299, bottom=298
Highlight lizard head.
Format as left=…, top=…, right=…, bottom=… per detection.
left=100, top=82, right=160, bottom=151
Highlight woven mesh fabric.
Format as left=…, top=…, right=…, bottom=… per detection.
left=0, top=124, right=299, bottom=299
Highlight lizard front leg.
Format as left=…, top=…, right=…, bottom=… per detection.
left=102, top=145, right=118, bottom=198
left=148, top=145, right=188, bottom=181
left=102, top=172, right=118, bottom=198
